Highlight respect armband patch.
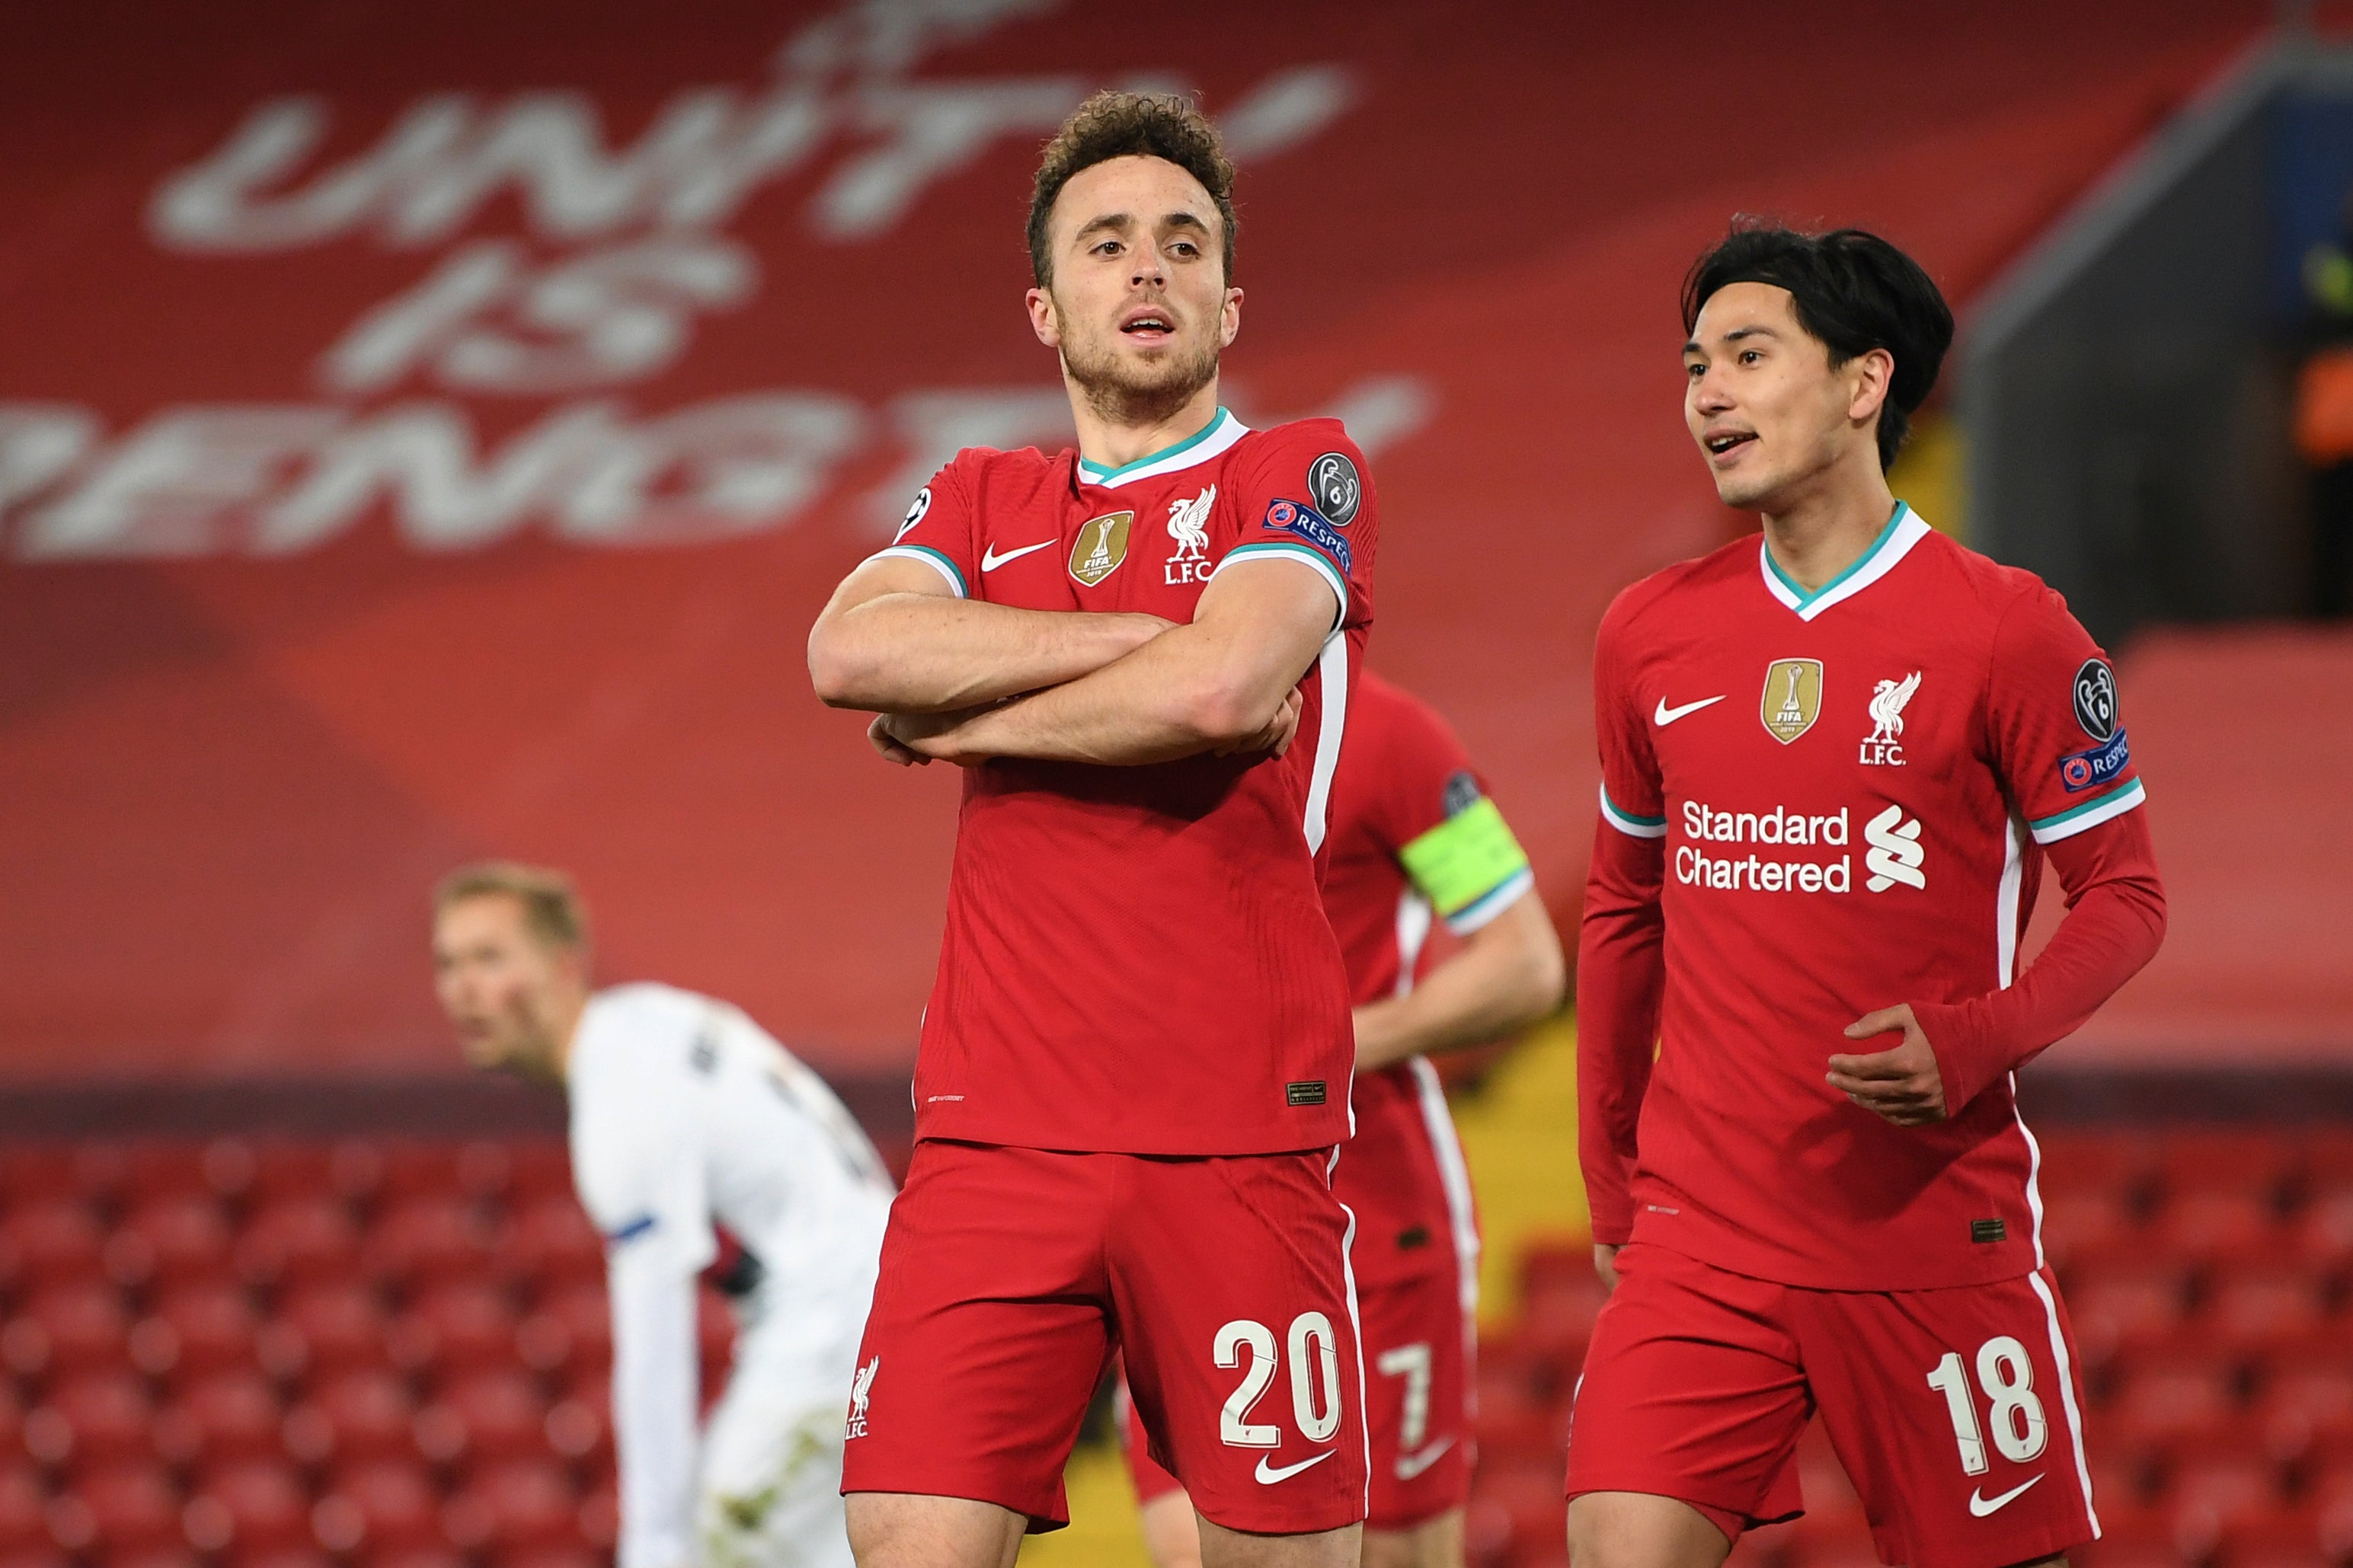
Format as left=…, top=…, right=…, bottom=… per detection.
left=2058, top=728, right=2131, bottom=793
left=1399, top=797, right=1531, bottom=922
left=1262, top=499, right=1351, bottom=574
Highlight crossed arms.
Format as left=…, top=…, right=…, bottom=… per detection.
left=807, top=554, right=1338, bottom=765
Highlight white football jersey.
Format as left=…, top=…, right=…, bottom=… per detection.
left=567, top=983, right=890, bottom=1568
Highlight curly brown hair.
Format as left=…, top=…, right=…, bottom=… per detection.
left=1028, top=90, right=1236, bottom=289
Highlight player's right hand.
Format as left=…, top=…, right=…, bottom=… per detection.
left=1593, top=1243, right=1623, bottom=1293
left=1213, top=688, right=1303, bottom=758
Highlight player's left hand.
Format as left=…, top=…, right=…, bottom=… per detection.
left=873, top=708, right=987, bottom=766
left=1828, top=1004, right=1949, bottom=1126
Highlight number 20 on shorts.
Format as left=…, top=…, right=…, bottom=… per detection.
left=1925, top=1335, right=2049, bottom=1476
left=1216, top=1314, right=1344, bottom=1447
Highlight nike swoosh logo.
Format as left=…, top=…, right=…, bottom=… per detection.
left=1968, top=1474, right=2043, bottom=1517
left=1654, top=695, right=1726, bottom=726
left=980, top=538, right=1055, bottom=571
left=1392, top=1435, right=1456, bottom=1480
left=1254, top=1450, right=1335, bottom=1485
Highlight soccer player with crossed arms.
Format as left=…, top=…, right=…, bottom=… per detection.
left=1121, top=670, right=1568, bottom=1568
left=1568, top=224, right=2167, bottom=1568
left=808, top=92, right=1380, bottom=1568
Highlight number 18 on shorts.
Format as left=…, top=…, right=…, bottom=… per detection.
left=1565, top=1245, right=2097, bottom=1568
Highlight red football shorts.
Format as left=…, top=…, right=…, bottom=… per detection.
left=1121, top=1263, right=1471, bottom=1531
left=841, top=1139, right=1368, bottom=1535
left=1565, top=1244, right=2098, bottom=1568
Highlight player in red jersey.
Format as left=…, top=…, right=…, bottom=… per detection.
left=806, top=93, right=1380, bottom=1568
left=1565, top=224, right=2167, bottom=1568
left=1120, top=671, right=1567, bottom=1568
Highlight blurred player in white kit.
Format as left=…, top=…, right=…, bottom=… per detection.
left=431, top=863, right=892, bottom=1568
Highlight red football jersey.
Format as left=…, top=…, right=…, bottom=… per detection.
left=871, top=410, right=1377, bottom=1155
left=1585, top=506, right=2149, bottom=1289
left=1323, top=673, right=1535, bottom=1289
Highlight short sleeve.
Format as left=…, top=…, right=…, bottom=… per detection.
left=1374, top=695, right=1536, bottom=934
left=1593, top=592, right=1666, bottom=840
left=1988, top=586, right=2146, bottom=845
left=1210, top=422, right=1376, bottom=631
left=865, top=459, right=977, bottom=598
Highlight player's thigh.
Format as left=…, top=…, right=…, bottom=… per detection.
left=1137, top=1491, right=1205, bottom=1568
left=1792, top=1267, right=2096, bottom=1568
left=1565, top=1492, right=1734, bottom=1568
left=1360, top=1506, right=1464, bottom=1568
left=1357, top=1268, right=1472, bottom=1533
left=1565, top=1244, right=1808, bottom=1543
left=841, top=1140, right=1114, bottom=1529
left=843, top=1493, right=1023, bottom=1568
left=1194, top=1515, right=1361, bottom=1568
left=1111, top=1151, right=1367, bottom=1537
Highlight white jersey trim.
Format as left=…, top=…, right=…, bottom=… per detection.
left=2028, top=778, right=2145, bottom=844
left=1597, top=783, right=1668, bottom=839
left=1410, top=1056, right=1484, bottom=1317
left=1996, top=817, right=2026, bottom=988
left=1327, top=1145, right=1373, bottom=1519
left=1302, top=630, right=1351, bottom=854
left=2029, top=1267, right=2102, bottom=1540
left=1759, top=503, right=1933, bottom=621
left=1077, top=407, right=1251, bottom=490
left=868, top=544, right=967, bottom=597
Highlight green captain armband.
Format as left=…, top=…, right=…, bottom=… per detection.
left=1398, top=797, right=1534, bottom=932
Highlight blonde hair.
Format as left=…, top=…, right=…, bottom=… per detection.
left=433, top=862, right=590, bottom=952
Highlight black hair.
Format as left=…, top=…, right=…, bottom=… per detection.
left=1680, top=220, right=1954, bottom=470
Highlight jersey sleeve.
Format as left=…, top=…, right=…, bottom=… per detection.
left=1209, top=422, right=1376, bottom=631
left=1578, top=596, right=1670, bottom=1245
left=864, top=458, right=978, bottom=598
left=1378, top=696, right=1536, bottom=935
left=1987, top=585, right=2147, bottom=845
left=1593, top=590, right=1666, bottom=840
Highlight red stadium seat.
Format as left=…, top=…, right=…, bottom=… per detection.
left=2204, top=1266, right=2333, bottom=1352
left=325, top=1144, right=386, bottom=1207
left=2064, top=1262, right=2192, bottom=1368
left=235, top=1199, right=360, bottom=1290
left=154, top=1372, right=283, bottom=1469
left=504, top=1145, right=572, bottom=1206
left=416, top=1372, right=546, bottom=1466
left=29, top=1374, right=153, bottom=1471
left=542, top=1398, right=605, bottom=1465
left=2216, top=1512, right=2332, bottom=1568
left=513, top=1314, right=575, bottom=1379
left=0, top=1150, right=79, bottom=1207
left=576, top=1482, right=616, bottom=1551
left=180, top=1462, right=312, bottom=1557
left=2150, top=1189, right=2284, bottom=1267
left=2032, top=1131, right=2161, bottom=1202
left=10, top=1282, right=131, bottom=1379
left=495, top=1547, right=599, bottom=1568
left=2158, top=1130, right=2300, bottom=1202
left=2255, top=1358, right=2353, bottom=1461
left=398, top=1282, right=518, bottom=1376
left=2164, top=1453, right=2282, bottom=1554
left=116, top=1145, right=213, bottom=1208
left=1466, top=1451, right=1563, bottom=1560
left=2038, top=1187, right=2139, bottom=1272
left=56, top=1465, right=181, bottom=1554
left=372, top=1145, right=461, bottom=1208
left=312, top=1461, right=440, bottom=1556
left=371, top=1550, right=465, bottom=1568
left=2107, top=1357, right=2249, bottom=1454
left=454, top=1142, right=515, bottom=1204
left=112, top=1198, right=234, bottom=1289
left=364, top=1199, right=491, bottom=1286
left=0, top=1202, right=105, bottom=1285
left=1513, top=1269, right=1605, bottom=1368
left=0, top=1389, right=18, bottom=1462
left=139, top=1283, right=260, bottom=1382
left=442, top=1461, right=575, bottom=1554
left=239, top=1148, right=334, bottom=1209
left=280, top=1371, right=414, bottom=1469
left=504, top=1199, right=601, bottom=1288
left=539, top=1282, right=609, bottom=1370
left=0, top=1467, right=48, bottom=1553
left=2293, top=1186, right=2353, bottom=1270
left=264, top=1282, right=385, bottom=1378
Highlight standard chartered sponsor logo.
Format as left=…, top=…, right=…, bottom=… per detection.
left=1863, top=804, right=1927, bottom=891
left=1673, top=800, right=1925, bottom=895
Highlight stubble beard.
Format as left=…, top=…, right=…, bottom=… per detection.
left=1062, top=320, right=1220, bottom=429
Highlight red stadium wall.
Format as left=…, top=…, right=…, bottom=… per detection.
left=0, top=0, right=2267, bottom=1077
